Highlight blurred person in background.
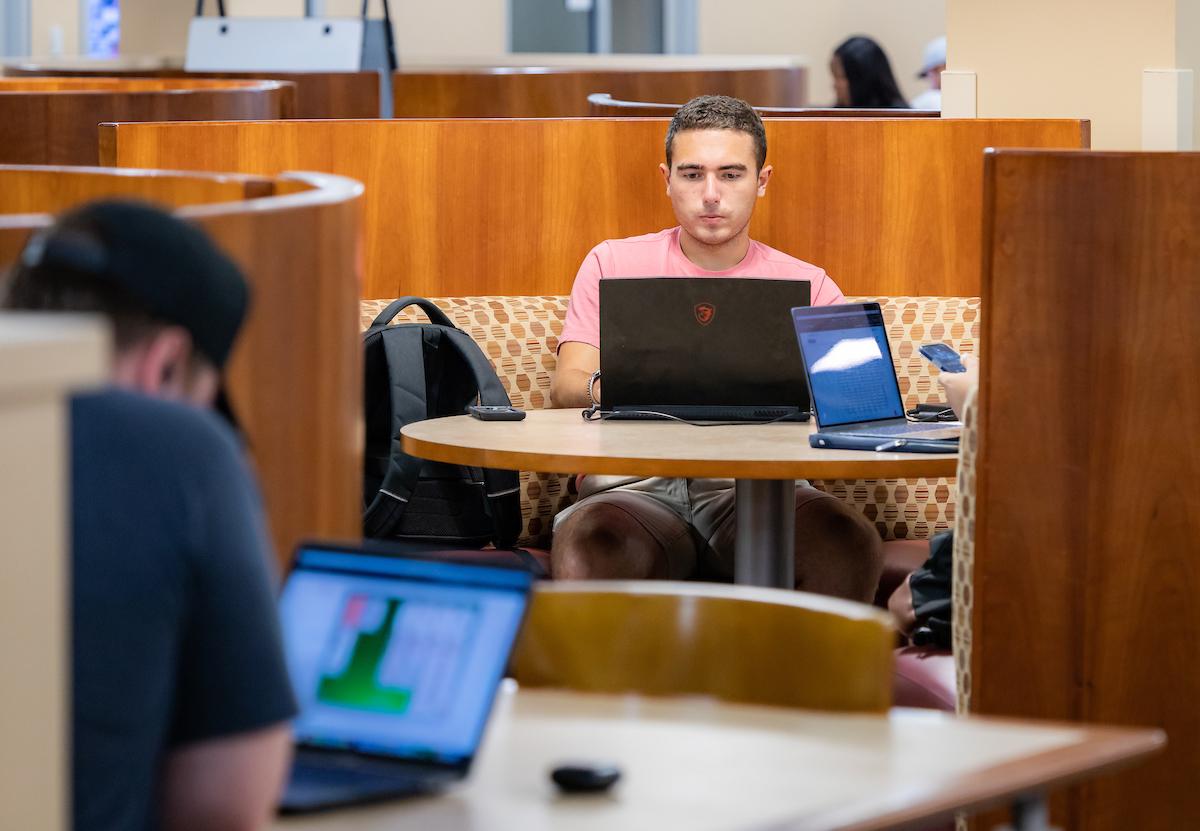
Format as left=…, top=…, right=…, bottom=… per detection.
left=831, top=35, right=909, bottom=109
left=911, top=36, right=946, bottom=110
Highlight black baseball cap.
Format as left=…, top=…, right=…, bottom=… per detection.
left=18, top=200, right=251, bottom=429
left=20, top=199, right=250, bottom=371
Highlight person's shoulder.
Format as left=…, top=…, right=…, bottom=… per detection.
left=590, top=228, right=675, bottom=257
left=749, top=240, right=829, bottom=279
left=73, top=388, right=243, bottom=466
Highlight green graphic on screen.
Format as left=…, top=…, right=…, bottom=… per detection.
left=317, top=596, right=412, bottom=713
left=316, top=593, right=481, bottom=718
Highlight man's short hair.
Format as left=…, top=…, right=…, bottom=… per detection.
left=665, top=95, right=768, bottom=171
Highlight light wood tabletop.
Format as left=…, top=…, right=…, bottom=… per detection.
left=400, top=409, right=959, bottom=480
left=272, top=685, right=1164, bottom=831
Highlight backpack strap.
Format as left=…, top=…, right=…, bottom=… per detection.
left=372, top=296, right=455, bottom=329
left=437, top=328, right=524, bottom=546
left=363, top=326, right=430, bottom=537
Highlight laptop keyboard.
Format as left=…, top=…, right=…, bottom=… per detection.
left=283, top=761, right=435, bottom=810
left=855, top=422, right=960, bottom=437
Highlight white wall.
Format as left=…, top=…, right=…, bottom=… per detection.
left=696, top=0, right=946, bottom=106
left=946, top=0, right=1199, bottom=149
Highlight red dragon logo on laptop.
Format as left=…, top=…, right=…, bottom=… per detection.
left=694, top=303, right=716, bottom=326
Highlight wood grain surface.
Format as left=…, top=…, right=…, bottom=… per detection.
left=392, top=65, right=806, bottom=117
left=511, top=581, right=895, bottom=712
left=399, top=409, right=959, bottom=480
left=4, top=66, right=379, bottom=118
left=269, top=687, right=1163, bottom=831
left=0, top=166, right=363, bottom=570
left=587, top=92, right=938, bottom=118
left=975, top=149, right=1200, bottom=830
left=101, top=117, right=1087, bottom=299
left=0, top=78, right=294, bottom=165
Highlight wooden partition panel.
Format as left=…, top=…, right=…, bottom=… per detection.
left=975, top=150, right=1200, bottom=830
left=0, top=166, right=363, bottom=569
left=393, top=65, right=806, bottom=117
left=0, top=78, right=294, bottom=165
left=4, top=65, right=379, bottom=118
left=586, top=92, right=938, bottom=118
left=102, top=118, right=1087, bottom=298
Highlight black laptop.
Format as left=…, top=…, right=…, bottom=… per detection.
left=598, top=277, right=811, bottom=421
left=277, top=542, right=533, bottom=812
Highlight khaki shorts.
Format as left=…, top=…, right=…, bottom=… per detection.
left=552, top=475, right=834, bottom=580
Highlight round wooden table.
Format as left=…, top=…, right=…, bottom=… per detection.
left=401, top=409, right=959, bottom=588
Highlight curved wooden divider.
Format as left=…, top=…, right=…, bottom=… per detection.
left=587, top=92, right=938, bottom=118
left=0, top=78, right=295, bottom=165
left=4, top=62, right=379, bottom=118
left=0, top=165, right=363, bottom=569
left=392, top=64, right=807, bottom=117
left=101, top=117, right=1088, bottom=299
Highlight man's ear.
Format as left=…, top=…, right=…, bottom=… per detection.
left=757, top=164, right=774, bottom=197
left=129, top=328, right=194, bottom=398
left=660, top=162, right=671, bottom=194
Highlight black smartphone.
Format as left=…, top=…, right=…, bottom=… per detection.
left=468, top=404, right=526, bottom=421
left=918, top=342, right=966, bottom=373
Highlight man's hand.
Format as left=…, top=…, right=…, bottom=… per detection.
left=550, top=342, right=600, bottom=409
left=939, top=353, right=979, bottom=419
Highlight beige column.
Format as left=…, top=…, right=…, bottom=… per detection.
left=945, top=0, right=1200, bottom=150
left=0, top=315, right=108, bottom=831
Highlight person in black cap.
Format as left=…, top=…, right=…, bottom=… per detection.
left=2, top=200, right=296, bottom=831
left=6, top=199, right=248, bottom=415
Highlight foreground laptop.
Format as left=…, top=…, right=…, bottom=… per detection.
left=599, top=276, right=811, bottom=421
left=278, top=542, right=533, bottom=812
left=791, top=302, right=961, bottom=441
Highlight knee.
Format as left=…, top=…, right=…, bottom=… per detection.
left=793, top=496, right=885, bottom=600
left=551, top=503, right=657, bottom=580
left=798, top=497, right=883, bottom=563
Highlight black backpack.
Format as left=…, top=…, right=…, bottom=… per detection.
left=362, top=298, right=522, bottom=547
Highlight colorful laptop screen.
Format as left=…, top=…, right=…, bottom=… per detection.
left=280, top=550, right=531, bottom=766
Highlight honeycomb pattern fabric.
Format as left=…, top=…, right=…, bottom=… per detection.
left=360, top=295, right=981, bottom=546
left=951, top=387, right=979, bottom=717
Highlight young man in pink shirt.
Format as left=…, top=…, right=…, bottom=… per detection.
left=549, top=95, right=883, bottom=601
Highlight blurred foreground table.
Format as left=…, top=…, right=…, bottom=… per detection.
left=274, top=685, right=1163, bottom=831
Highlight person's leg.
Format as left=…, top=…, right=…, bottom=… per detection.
left=696, top=483, right=883, bottom=602
left=790, top=487, right=883, bottom=602
left=550, top=490, right=698, bottom=580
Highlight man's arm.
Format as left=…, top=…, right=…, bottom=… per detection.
left=550, top=341, right=600, bottom=409
left=160, top=724, right=291, bottom=831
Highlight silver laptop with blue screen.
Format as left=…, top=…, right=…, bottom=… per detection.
left=790, top=302, right=960, bottom=441
left=278, top=542, right=533, bottom=813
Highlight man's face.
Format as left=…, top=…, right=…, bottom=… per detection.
left=660, top=129, right=772, bottom=250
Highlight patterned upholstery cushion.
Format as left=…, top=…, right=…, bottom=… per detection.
left=951, top=387, right=979, bottom=716
left=360, top=295, right=981, bottom=547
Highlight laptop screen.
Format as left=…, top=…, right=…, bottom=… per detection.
left=279, top=547, right=532, bottom=767
left=791, top=303, right=906, bottom=427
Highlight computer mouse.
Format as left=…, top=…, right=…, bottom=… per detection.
left=550, top=762, right=622, bottom=794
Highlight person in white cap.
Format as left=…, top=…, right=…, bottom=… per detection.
left=912, top=36, right=946, bottom=110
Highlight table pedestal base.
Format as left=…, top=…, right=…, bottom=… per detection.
left=734, top=479, right=796, bottom=589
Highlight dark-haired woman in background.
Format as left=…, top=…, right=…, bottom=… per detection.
left=831, top=35, right=909, bottom=108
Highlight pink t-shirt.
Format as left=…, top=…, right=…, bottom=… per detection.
left=559, top=227, right=845, bottom=349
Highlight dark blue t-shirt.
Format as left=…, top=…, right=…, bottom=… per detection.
left=71, top=390, right=297, bottom=831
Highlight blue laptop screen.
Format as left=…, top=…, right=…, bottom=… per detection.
left=279, top=549, right=531, bottom=766
left=791, top=304, right=906, bottom=427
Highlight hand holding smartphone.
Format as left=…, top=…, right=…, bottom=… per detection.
left=918, top=342, right=966, bottom=373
